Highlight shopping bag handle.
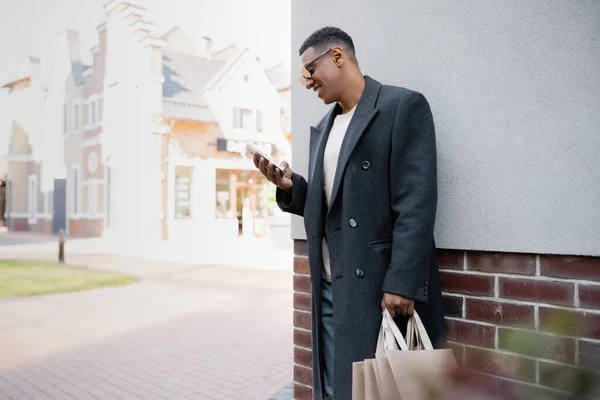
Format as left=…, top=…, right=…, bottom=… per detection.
left=380, top=309, right=409, bottom=351
left=409, top=311, right=434, bottom=350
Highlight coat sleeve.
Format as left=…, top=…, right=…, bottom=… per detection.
left=381, top=92, right=438, bottom=304
left=275, top=172, right=308, bottom=217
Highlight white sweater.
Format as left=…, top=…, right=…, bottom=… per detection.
left=321, top=105, right=357, bottom=282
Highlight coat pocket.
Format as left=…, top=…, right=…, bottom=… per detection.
left=369, top=238, right=393, bottom=249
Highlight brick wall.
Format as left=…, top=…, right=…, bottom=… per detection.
left=293, top=241, right=313, bottom=400
left=69, top=218, right=103, bottom=237
left=292, top=241, right=600, bottom=399
left=7, top=218, right=27, bottom=232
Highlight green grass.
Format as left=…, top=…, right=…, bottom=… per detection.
left=0, top=259, right=137, bottom=298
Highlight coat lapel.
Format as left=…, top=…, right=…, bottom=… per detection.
left=328, top=76, right=381, bottom=211
left=306, top=104, right=341, bottom=240
left=309, top=104, right=340, bottom=183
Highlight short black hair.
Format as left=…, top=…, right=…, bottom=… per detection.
left=299, top=26, right=357, bottom=62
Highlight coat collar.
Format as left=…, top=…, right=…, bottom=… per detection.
left=310, top=75, right=382, bottom=210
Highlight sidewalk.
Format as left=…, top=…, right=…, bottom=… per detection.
left=0, top=255, right=294, bottom=399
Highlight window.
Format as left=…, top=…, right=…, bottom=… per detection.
left=88, top=183, right=97, bottom=215
left=63, top=103, right=68, bottom=134
left=83, top=103, right=88, bottom=127
left=73, top=166, right=80, bottom=214
left=91, top=101, right=97, bottom=125
left=233, top=108, right=253, bottom=129
left=174, top=166, right=193, bottom=219
left=45, top=192, right=53, bottom=216
left=28, top=175, right=38, bottom=222
left=215, top=169, right=233, bottom=219
left=256, top=110, right=263, bottom=132
left=73, top=104, right=79, bottom=131
left=98, top=98, right=103, bottom=122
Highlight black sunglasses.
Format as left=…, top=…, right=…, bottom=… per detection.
left=300, top=48, right=333, bottom=87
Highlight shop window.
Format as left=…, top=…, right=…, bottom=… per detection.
left=215, top=169, right=272, bottom=221
left=174, top=166, right=193, bottom=219
left=233, top=108, right=253, bottom=129
left=215, top=169, right=233, bottom=219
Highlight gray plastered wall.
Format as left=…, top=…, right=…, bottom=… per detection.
left=290, top=0, right=600, bottom=256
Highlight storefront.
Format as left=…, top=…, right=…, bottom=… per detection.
left=166, top=138, right=285, bottom=243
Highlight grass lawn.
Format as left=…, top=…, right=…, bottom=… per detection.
left=0, top=259, right=137, bottom=298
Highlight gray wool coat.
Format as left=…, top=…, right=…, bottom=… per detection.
left=277, top=76, right=446, bottom=400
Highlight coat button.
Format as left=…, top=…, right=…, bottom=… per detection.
left=349, top=219, right=357, bottom=228
left=361, top=160, right=371, bottom=170
left=356, top=269, right=365, bottom=278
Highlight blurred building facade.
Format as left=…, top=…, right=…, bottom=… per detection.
left=1, top=0, right=291, bottom=243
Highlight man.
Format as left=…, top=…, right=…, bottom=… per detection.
left=253, top=26, right=446, bottom=400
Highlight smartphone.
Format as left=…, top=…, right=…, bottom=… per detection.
left=245, top=142, right=286, bottom=177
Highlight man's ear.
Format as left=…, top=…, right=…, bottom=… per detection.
left=332, top=47, right=344, bottom=67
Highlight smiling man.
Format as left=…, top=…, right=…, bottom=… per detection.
left=253, top=26, right=446, bottom=399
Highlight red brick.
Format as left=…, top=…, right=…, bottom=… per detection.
left=294, top=347, right=312, bottom=369
left=466, top=298, right=535, bottom=328
left=541, top=255, right=600, bottom=282
left=499, top=277, right=574, bottom=306
left=294, top=310, right=311, bottom=330
left=294, top=240, right=308, bottom=256
left=467, top=251, right=536, bottom=275
left=539, top=361, right=600, bottom=394
left=539, top=307, right=600, bottom=340
left=8, top=218, right=27, bottom=232
left=443, top=295, right=463, bottom=318
left=579, top=284, right=600, bottom=309
left=293, top=256, right=310, bottom=274
left=446, top=319, right=496, bottom=348
left=293, top=292, right=311, bottom=312
left=294, top=365, right=313, bottom=386
left=464, top=347, right=536, bottom=382
left=294, top=383, right=312, bottom=400
left=440, top=271, right=495, bottom=296
left=579, top=340, right=600, bottom=370
left=446, top=341, right=465, bottom=364
left=498, top=328, right=575, bottom=364
left=294, top=329, right=312, bottom=350
left=293, top=275, right=311, bottom=294
left=497, top=378, right=570, bottom=400
left=438, top=249, right=463, bottom=270
left=448, top=369, right=498, bottom=395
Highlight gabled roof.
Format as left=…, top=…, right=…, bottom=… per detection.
left=71, top=61, right=87, bottom=86
left=211, top=44, right=239, bottom=61
left=161, top=26, right=198, bottom=56
left=162, top=50, right=226, bottom=105
left=202, top=48, right=249, bottom=92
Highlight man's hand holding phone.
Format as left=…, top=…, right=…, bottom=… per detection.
left=246, top=142, right=293, bottom=192
left=253, top=155, right=293, bottom=193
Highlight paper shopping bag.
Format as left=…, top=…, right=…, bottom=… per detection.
left=353, top=309, right=405, bottom=400
left=385, top=310, right=458, bottom=400
left=363, top=359, right=381, bottom=400
left=352, top=362, right=366, bottom=400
